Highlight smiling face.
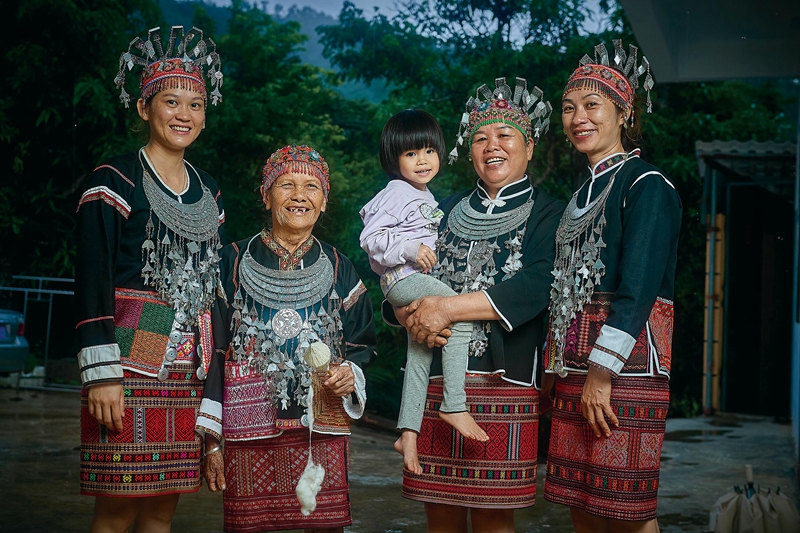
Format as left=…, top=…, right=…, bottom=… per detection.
left=561, top=88, right=627, bottom=166
left=469, top=123, right=534, bottom=197
left=262, top=172, right=327, bottom=240
left=397, top=147, right=440, bottom=190
left=137, top=88, right=205, bottom=155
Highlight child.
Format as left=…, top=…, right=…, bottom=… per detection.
left=359, top=109, right=489, bottom=474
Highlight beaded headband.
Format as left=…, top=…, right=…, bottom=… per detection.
left=262, top=145, right=331, bottom=200
left=563, top=39, right=654, bottom=119
left=114, top=26, right=223, bottom=108
left=450, top=77, right=552, bottom=164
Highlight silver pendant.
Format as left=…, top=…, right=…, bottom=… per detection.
left=196, top=366, right=207, bottom=380
left=554, top=360, right=569, bottom=378
left=272, top=309, right=303, bottom=339
left=164, top=347, right=177, bottom=362
left=157, top=367, right=169, bottom=381
left=169, top=330, right=182, bottom=343
left=301, top=414, right=309, bottom=427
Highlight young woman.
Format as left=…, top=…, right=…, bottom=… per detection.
left=75, top=26, right=225, bottom=532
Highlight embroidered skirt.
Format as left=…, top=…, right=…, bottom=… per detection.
left=223, top=430, right=351, bottom=532
left=402, top=374, right=539, bottom=509
left=79, top=370, right=203, bottom=497
left=544, top=374, right=670, bottom=521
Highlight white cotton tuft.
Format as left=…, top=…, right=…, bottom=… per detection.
left=295, top=459, right=325, bottom=516
left=303, top=341, right=331, bottom=371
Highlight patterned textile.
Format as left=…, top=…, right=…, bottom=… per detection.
left=80, top=370, right=203, bottom=497
left=546, top=292, right=674, bottom=376
left=402, top=375, right=539, bottom=509
left=544, top=374, right=669, bottom=521
left=260, top=230, right=315, bottom=271
left=114, top=289, right=182, bottom=376
left=223, top=430, right=351, bottom=532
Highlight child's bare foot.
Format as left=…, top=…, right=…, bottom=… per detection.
left=393, top=430, right=422, bottom=474
left=439, top=411, right=489, bottom=441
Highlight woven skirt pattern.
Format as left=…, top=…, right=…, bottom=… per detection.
left=223, top=430, right=351, bottom=532
left=544, top=374, right=670, bottom=521
left=402, top=374, right=539, bottom=509
left=80, top=370, right=203, bottom=497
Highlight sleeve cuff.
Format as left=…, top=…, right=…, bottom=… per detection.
left=196, top=397, right=223, bottom=441
left=588, top=324, right=636, bottom=376
left=79, top=344, right=123, bottom=385
left=341, top=361, right=366, bottom=419
left=482, top=290, right=512, bottom=331
left=402, top=240, right=421, bottom=263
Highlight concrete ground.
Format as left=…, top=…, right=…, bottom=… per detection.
left=0, top=387, right=797, bottom=532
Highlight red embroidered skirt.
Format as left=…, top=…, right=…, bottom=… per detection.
left=80, top=370, right=203, bottom=497
left=223, top=430, right=351, bottom=532
left=544, top=374, right=670, bottom=521
left=402, top=374, right=539, bottom=509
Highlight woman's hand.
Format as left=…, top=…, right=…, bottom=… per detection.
left=203, top=436, right=226, bottom=492
left=581, top=366, right=619, bottom=438
left=405, top=296, right=455, bottom=348
left=87, top=382, right=125, bottom=432
left=324, top=364, right=355, bottom=397
left=394, top=304, right=451, bottom=348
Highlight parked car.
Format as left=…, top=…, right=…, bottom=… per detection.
left=0, top=309, right=28, bottom=374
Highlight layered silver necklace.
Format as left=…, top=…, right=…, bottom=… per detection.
left=232, top=234, right=341, bottom=411
left=138, top=149, right=222, bottom=380
left=431, top=190, right=534, bottom=358
left=549, top=156, right=627, bottom=376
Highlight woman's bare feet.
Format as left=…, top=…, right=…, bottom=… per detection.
left=393, top=430, right=422, bottom=474
left=439, top=411, right=489, bottom=441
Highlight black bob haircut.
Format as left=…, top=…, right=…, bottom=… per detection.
left=380, top=109, right=447, bottom=179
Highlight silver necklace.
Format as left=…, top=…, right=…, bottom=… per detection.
left=138, top=148, right=222, bottom=381
left=232, top=234, right=342, bottom=411
left=431, top=190, right=534, bottom=358
left=548, top=155, right=628, bottom=376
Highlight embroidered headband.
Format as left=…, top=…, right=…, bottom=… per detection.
left=262, top=145, right=331, bottom=199
left=114, top=26, right=223, bottom=108
left=563, top=39, right=654, bottom=118
left=450, top=77, right=552, bottom=164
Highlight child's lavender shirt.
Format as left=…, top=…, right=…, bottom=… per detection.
left=359, top=179, right=443, bottom=295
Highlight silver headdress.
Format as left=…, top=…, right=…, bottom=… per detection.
left=450, top=77, right=553, bottom=164
left=113, top=26, right=223, bottom=108
left=565, top=39, right=654, bottom=115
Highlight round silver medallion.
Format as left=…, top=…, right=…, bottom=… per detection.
left=169, top=330, right=182, bottom=343
left=196, top=344, right=203, bottom=358
left=272, top=309, right=303, bottom=339
left=196, top=366, right=207, bottom=380
left=175, top=310, right=187, bottom=324
left=165, top=347, right=178, bottom=362
left=157, top=367, right=169, bottom=381
left=300, top=414, right=309, bottom=427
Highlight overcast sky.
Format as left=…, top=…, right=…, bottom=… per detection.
left=204, top=0, right=398, bottom=17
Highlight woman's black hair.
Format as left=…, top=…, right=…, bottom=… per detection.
left=380, top=109, right=446, bottom=179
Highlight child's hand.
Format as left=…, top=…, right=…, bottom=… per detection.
left=416, top=244, right=436, bottom=272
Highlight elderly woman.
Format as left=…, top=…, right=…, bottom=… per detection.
left=395, top=78, right=564, bottom=533
left=75, top=27, right=224, bottom=532
left=196, top=145, right=377, bottom=533
left=542, top=41, right=682, bottom=533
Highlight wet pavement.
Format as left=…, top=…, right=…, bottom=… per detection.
left=1, top=387, right=797, bottom=532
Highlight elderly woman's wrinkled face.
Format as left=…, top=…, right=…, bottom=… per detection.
left=262, top=172, right=327, bottom=234
left=470, top=123, right=534, bottom=196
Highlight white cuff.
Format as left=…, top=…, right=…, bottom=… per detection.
left=482, top=290, right=512, bottom=331
left=588, top=324, right=636, bottom=376
left=78, top=344, right=123, bottom=385
left=341, top=361, right=367, bottom=419
left=196, top=397, right=223, bottom=440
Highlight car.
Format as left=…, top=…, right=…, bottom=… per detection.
left=0, top=309, right=28, bottom=374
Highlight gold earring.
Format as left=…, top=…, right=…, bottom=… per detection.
left=468, top=155, right=472, bottom=162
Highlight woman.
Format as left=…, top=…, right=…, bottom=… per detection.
left=542, top=41, right=682, bottom=533
left=75, top=27, right=225, bottom=532
left=196, top=145, right=377, bottom=533
left=396, top=77, right=564, bottom=533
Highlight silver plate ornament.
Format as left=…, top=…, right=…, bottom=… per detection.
left=196, top=366, right=207, bottom=380
left=157, top=367, right=169, bottom=381
left=272, top=309, right=303, bottom=339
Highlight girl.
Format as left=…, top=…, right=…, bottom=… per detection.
left=360, top=109, right=488, bottom=474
